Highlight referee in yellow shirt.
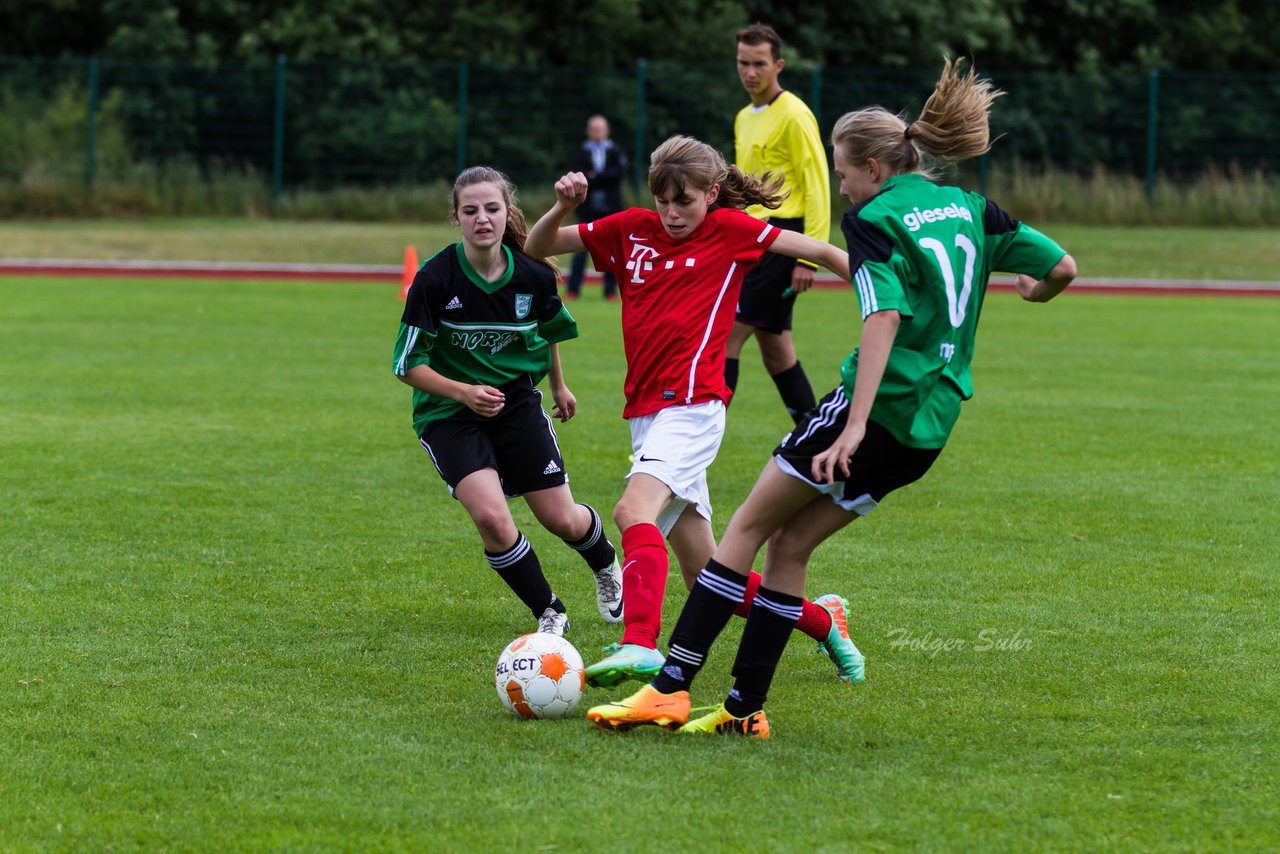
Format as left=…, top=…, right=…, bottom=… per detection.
left=726, top=23, right=831, bottom=424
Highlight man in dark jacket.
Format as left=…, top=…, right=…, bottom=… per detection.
left=567, top=115, right=628, bottom=300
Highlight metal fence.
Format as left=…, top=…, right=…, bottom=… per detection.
left=2, top=57, right=1277, bottom=199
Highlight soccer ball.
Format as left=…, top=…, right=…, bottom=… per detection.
left=494, top=632, right=585, bottom=719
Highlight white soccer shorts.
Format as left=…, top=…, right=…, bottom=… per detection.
left=626, top=400, right=726, bottom=536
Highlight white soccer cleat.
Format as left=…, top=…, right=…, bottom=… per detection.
left=537, top=607, right=570, bottom=637
left=594, top=558, right=624, bottom=623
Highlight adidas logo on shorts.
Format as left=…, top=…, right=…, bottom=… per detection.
left=543, top=460, right=561, bottom=475
left=445, top=296, right=463, bottom=310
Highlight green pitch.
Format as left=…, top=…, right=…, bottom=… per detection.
left=2, top=276, right=1277, bottom=850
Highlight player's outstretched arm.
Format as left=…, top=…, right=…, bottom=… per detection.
left=525, top=172, right=591, bottom=259
left=767, top=230, right=851, bottom=284
left=1014, top=254, right=1077, bottom=303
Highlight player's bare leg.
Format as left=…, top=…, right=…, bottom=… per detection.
left=525, top=486, right=622, bottom=623
left=762, top=495, right=865, bottom=683
left=457, top=469, right=566, bottom=633
left=667, top=505, right=716, bottom=591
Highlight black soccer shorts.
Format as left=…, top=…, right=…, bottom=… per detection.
left=420, top=379, right=568, bottom=498
left=773, top=386, right=941, bottom=514
left=735, top=216, right=805, bottom=335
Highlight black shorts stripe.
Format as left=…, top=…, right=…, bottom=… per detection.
left=791, top=385, right=848, bottom=446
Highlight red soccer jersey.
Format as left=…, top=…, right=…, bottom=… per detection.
left=580, top=207, right=779, bottom=418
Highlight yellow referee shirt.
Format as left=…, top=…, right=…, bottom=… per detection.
left=734, top=89, right=831, bottom=248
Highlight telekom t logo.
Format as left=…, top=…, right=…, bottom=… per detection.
left=626, top=243, right=661, bottom=283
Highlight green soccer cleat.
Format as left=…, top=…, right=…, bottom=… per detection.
left=678, top=704, right=771, bottom=739
left=814, top=593, right=865, bottom=684
left=586, top=684, right=690, bottom=732
left=584, top=642, right=666, bottom=688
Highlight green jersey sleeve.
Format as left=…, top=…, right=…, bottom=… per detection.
left=538, top=306, right=578, bottom=345
left=392, top=322, right=436, bottom=376
left=843, top=214, right=913, bottom=319
left=533, top=274, right=579, bottom=345
left=979, top=197, right=1067, bottom=279
left=392, top=269, right=443, bottom=376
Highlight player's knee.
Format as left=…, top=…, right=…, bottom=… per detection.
left=767, top=526, right=816, bottom=566
left=758, top=337, right=796, bottom=373
left=612, top=497, right=655, bottom=532
left=537, top=506, right=582, bottom=540
left=471, top=506, right=517, bottom=545
left=724, top=512, right=774, bottom=556
left=611, top=500, right=636, bottom=531
left=727, top=322, right=754, bottom=351
left=762, top=353, right=795, bottom=375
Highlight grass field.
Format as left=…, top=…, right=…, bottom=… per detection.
left=2, top=219, right=1280, bottom=282
left=2, top=271, right=1277, bottom=850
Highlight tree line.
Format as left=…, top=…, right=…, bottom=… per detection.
left=3, top=0, right=1278, bottom=73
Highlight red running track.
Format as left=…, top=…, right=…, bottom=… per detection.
left=2, top=259, right=1278, bottom=298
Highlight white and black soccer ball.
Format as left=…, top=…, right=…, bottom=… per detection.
left=494, top=632, right=585, bottom=719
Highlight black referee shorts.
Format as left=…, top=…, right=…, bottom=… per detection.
left=773, top=386, right=941, bottom=514
left=736, top=216, right=804, bottom=335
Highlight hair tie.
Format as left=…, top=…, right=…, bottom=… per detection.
left=903, top=125, right=913, bottom=141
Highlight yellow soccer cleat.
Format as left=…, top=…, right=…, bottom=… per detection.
left=586, top=684, right=690, bottom=732
left=678, top=704, right=771, bottom=739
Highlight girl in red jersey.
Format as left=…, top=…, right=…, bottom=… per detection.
left=525, top=135, right=858, bottom=689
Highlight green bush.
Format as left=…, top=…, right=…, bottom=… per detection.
left=0, top=81, right=132, bottom=184
left=976, top=164, right=1280, bottom=227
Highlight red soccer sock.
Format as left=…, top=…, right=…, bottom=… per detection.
left=795, top=597, right=833, bottom=640
left=619, top=523, right=669, bottom=649
left=734, top=571, right=832, bottom=641
left=733, top=571, right=763, bottom=619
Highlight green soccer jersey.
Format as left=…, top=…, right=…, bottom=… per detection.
left=841, top=173, right=1066, bottom=448
left=392, top=243, right=578, bottom=435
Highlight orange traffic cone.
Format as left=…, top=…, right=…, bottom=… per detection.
left=399, top=245, right=419, bottom=300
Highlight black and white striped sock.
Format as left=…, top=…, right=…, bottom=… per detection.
left=486, top=532, right=559, bottom=618
left=651, top=559, right=749, bottom=694
left=562, top=503, right=617, bottom=572
left=725, top=586, right=802, bottom=717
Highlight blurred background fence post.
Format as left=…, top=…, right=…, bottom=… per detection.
left=456, top=61, right=469, bottom=176
left=85, top=56, right=99, bottom=189
left=633, top=58, right=647, bottom=193
left=1146, top=68, right=1159, bottom=202
left=272, top=55, right=286, bottom=204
